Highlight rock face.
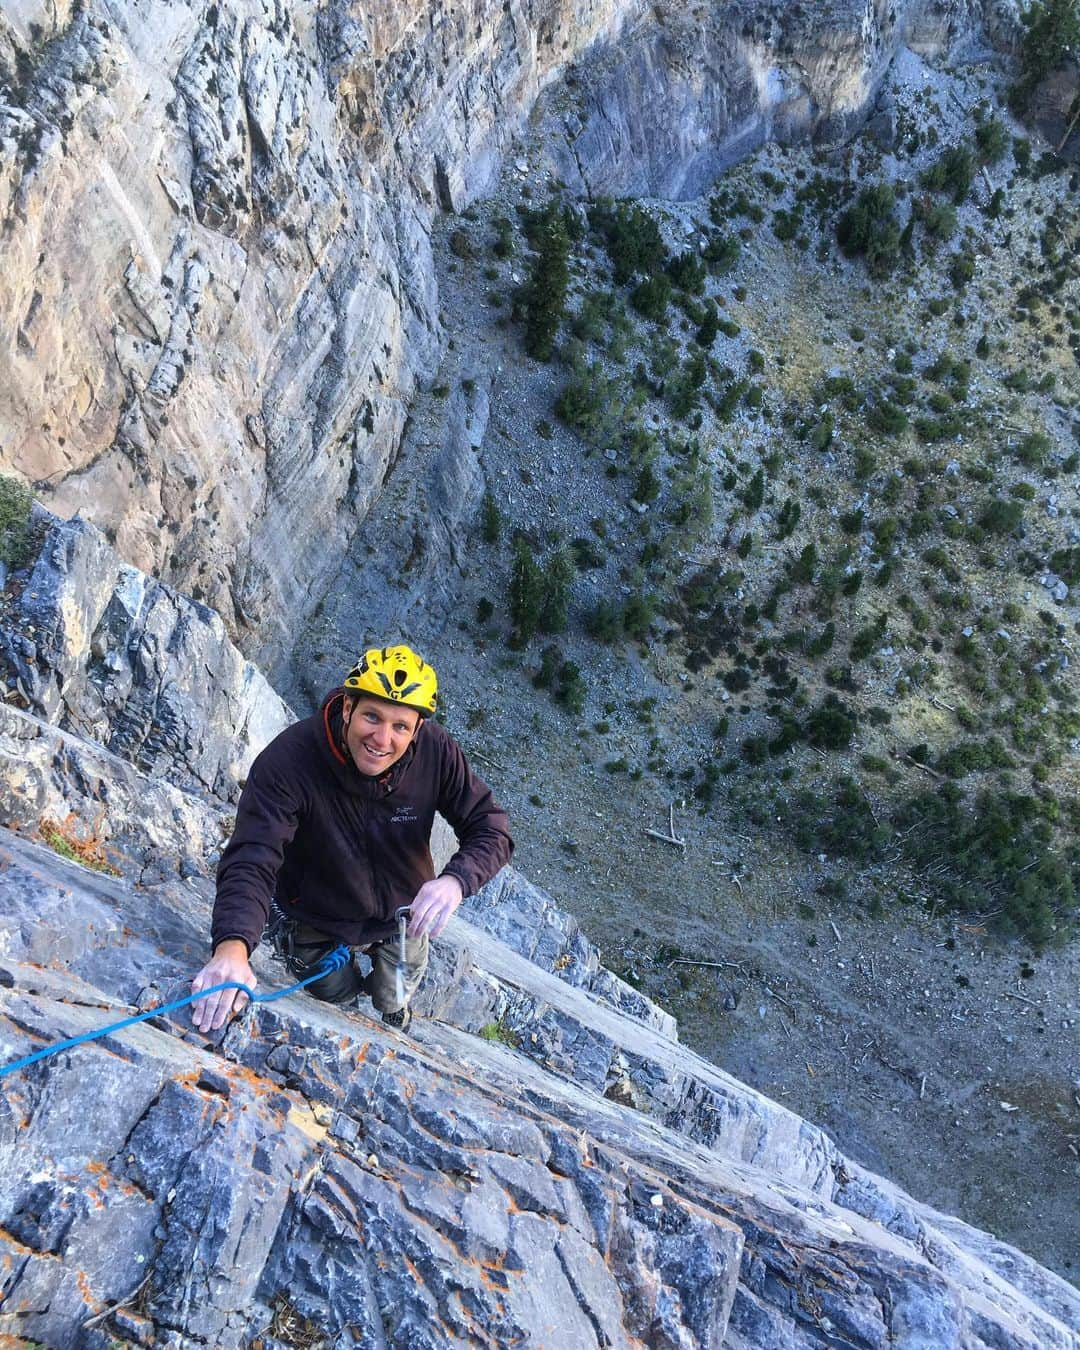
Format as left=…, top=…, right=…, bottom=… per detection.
left=0, top=0, right=640, bottom=666
left=1, top=822, right=1079, bottom=1346
left=0, top=508, right=291, bottom=801
left=0, top=0, right=1020, bottom=667
left=0, top=543, right=1078, bottom=1348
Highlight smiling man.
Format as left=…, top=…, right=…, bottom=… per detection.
left=191, top=645, right=513, bottom=1034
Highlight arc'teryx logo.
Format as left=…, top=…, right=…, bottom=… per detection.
left=390, top=805, right=419, bottom=825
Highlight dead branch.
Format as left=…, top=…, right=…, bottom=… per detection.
left=1057, top=101, right=1080, bottom=155
left=469, top=747, right=506, bottom=771
left=669, top=957, right=746, bottom=971
left=645, top=804, right=685, bottom=848
left=645, top=828, right=685, bottom=849
left=82, top=1274, right=153, bottom=1330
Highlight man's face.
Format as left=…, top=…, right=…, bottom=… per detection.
left=342, top=695, right=421, bottom=775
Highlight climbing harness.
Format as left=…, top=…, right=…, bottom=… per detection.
left=0, top=944, right=352, bottom=1081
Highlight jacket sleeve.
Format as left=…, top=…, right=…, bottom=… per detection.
left=211, top=749, right=303, bottom=955
left=435, top=733, right=514, bottom=899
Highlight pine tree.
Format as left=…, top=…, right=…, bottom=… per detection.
left=509, top=537, right=546, bottom=642
left=1012, top=0, right=1080, bottom=113
left=521, top=205, right=570, bottom=361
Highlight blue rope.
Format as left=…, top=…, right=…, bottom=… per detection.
left=0, top=944, right=352, bottom=1081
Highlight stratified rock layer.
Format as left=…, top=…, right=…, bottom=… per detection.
left=0, top=533, right=1076, bottom=1347
left=0, top=508, right=291, bottom=801
left=1, top=814, right=1078, bottom=1348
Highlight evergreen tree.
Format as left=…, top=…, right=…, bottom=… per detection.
left=509, top=537, right=546, bottom=642
left=521, top=204, right=570, bottom=361
left=1011, top=0, right=1080, bottom=112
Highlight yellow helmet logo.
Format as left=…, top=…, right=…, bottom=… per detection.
left=343, top=645, right=438, bottom=716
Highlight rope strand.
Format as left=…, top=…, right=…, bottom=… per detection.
left=0, top=944, right=352, bottom=1080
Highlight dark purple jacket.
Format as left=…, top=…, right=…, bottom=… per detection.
left=211, top=690, right=513, bottom=953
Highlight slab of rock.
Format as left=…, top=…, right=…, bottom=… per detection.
left=0, top=509, right=291, bottom=801
left=0, top=820, right=1076, bottom=1348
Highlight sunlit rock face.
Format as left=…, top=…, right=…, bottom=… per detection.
left=0, top=0, right=1019, bottom=669
left=0, top=0, right=643, bottom=665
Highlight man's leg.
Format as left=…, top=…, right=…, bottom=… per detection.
left=285, top=922, right=368, bottom=1005
left=367, top=933, right=429, bottom=1016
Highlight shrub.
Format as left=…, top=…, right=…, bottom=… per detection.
left=922, top=143, right=976, bottom=202
left=509, top=538, right=546, bottom=642
left=776, top=498, right=801, bottom=540
left=538, top=546, right=575, bottom=632
left=937, top=737, right=1013, bottom=778
left=979, top=498, right=1024, bottom=535
left=492, top=216, right=514, bottom=258
left=836, top=183, right=901, bottom=276
left=789, top=542, right=817, bottom=584
left=695, top=301, right=720, bottom=348
left=894, top=785, right=1074, bottom=947
left=1011, top=0, right=1080, bottom=113
left=666, top=250, right=706, bottom=293
left=533, top=643, right=561, bottom=689
left=975, top=119, right=1009, bottom=163
left=668, top=350, right=708, bottom=417
left=741, top=468, right=765, bottom=511
left=851, top=613, right=887, bottom=660
left=949, top=253, right=975, bottom=289
left=449, top=228, right=472, bottom=259
left=589, top=199, right=667, bottom=282
left=0, top=473, right=33, bottom=567
left=804, top=694, right=857, bottom=750
left=1015, top=431, right=1050, bottom=466
left=868, top=399, right=909, bottom=435
left=921, top=200, right=957, bottom=242
left=630, top=273, right=672, bottom=322
left=555, top=659, right=586, bottom=714
left=704, top=232, right=741, bottom=273
left=622, top=591, right=655, bottom=640
left=723, top=666, right=751, bottom=693
left=810, top=414, right=835, bottom=452
left=586, top=600, right=623, bottom=643
left=1049, top=546, right=1080, bottom=583
left=572, top=290, right=615, bottom=343
left=510, top=540, right=573, bottom=642
left=555, top=363, right=624, bottom=442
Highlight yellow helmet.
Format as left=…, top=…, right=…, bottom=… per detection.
left=343, top=645, right=438, bottom=717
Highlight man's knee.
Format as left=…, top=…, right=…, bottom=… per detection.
left=289, top=942, right=366, bottom=1005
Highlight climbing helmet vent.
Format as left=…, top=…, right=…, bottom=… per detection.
left=344, top=644, right=438, bottom=716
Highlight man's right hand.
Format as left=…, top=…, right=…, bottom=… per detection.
left=191, top=940, right=256, bottom=1033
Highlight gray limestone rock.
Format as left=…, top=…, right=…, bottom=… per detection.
left=0, top=819, right=1076, bottom=1348
left=0, top=509, right=291, bottom=801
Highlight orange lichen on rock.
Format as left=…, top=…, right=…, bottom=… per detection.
left=37, top=815, right=119, bottom=876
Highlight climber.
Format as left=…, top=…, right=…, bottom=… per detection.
left=190, top=644, right=513, bottom=1034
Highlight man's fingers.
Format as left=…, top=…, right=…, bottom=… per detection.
left=190, top=969, right=255, bottom=1033
left=410, top=902, right=452, bottom=938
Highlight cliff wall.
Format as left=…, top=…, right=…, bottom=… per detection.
left=0, top=0, right=1019, bottom=670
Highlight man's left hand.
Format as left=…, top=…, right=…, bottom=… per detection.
left=408, top=875, right=465, bottom=938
